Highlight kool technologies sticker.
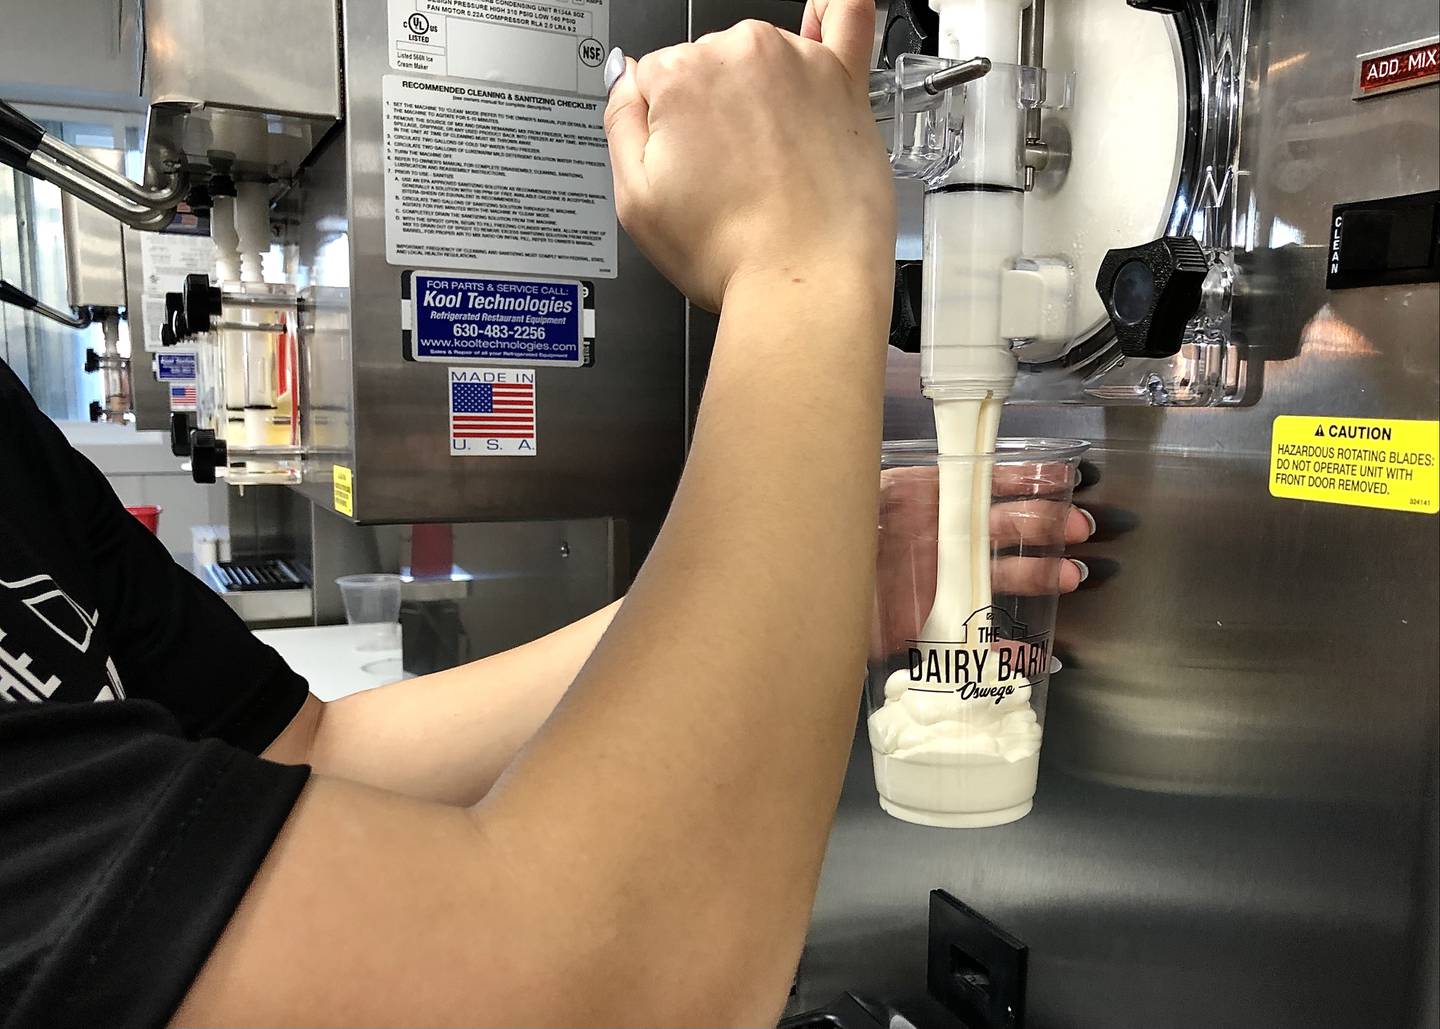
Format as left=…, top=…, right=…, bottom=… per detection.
left=153, top=352, right=198, bottom=381
left=403, top=272, right=594, bottom=366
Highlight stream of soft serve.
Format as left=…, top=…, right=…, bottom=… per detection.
left=922, top=396, right=1004, bottom=650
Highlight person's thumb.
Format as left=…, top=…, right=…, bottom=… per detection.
left=603, top=55, right=649, bottom=214
left=805, top=0, right=875, bottom=84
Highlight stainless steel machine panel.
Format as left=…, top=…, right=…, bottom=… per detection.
left=60, top=148, right=127, bottom=310
left=141, top=0, right=341, bottom=119
left=673, top=0, right=1438, bottom=1026
left=141, top=0, right=343, bottom=182
left=285, top=0, right=689, bottom=526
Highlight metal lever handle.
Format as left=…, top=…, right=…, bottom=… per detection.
left=0, top=99, right=186, bottom=229
left=869, top=56, right=992, bottom=114
left=0, top=278, right=93, bottom=329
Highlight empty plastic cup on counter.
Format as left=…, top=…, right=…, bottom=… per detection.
left=335, top=574, right=403, bottom=651
left=868, top=438, right=1089, bottom=828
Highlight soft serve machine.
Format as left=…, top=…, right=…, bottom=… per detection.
left=1, top=0, right=1436, bottom=1024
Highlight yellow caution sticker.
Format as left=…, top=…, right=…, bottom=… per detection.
left=1269, top=416, right=1438, bottom=514
left=332, top=464, right=355, bottom=517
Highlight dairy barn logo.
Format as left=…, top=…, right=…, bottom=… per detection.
left=905, top=607, right=1052, bottom=701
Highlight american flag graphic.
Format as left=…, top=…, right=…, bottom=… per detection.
left=169, top=383, right=197, bottom=409
left=450, top=380, right=536, bottom=440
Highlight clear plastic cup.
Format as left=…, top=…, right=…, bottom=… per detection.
left=335, top=574, right=403, bottom=651
left=868, top=438, right=1090, bottom=828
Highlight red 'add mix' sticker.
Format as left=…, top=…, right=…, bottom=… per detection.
left=1355, top=38, right=1439, bottom=99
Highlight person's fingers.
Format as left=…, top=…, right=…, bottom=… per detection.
left=992, top=460, right=1074, bottom=496
left=986, top=499, right=1075, bottom=547
left=603, top=57, right=648, bottom=216
left=800, top=0, right=824, bottom=44
left=1067, top=506, right=1095, bottom=544
left=802, top=0, right=875, bottom=83
left=992, top=555, right=1083, bottom=596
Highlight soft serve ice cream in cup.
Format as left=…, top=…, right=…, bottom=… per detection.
left=867, top=439, right=1088, bottom=828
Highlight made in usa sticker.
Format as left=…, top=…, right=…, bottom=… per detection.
left=449, top=367, right=537, bottom=456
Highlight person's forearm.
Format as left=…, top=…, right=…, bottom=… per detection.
left=478, top=264, right=890, bottom=1021
left=302, top=600, right=620, bottom=805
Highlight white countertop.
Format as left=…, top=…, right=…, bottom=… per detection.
left=255, top=623, right=412, bottom=701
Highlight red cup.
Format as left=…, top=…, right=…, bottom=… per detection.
left=126, top=505, right=162, bottom=534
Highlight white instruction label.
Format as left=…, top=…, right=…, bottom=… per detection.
left=388, top=0, right=609, bottom=97
left=383, top=75, right=616, bottom=277
left=137, top=232, right=217, bottom=352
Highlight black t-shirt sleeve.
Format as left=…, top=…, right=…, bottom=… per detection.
left=1, top=363, right=307, bottom=750
left=0, top=701, right=309, bottom=1029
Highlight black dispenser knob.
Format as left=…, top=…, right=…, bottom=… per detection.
left=162, top=291, right=187, bottom=344
left=1125, top=0, right=1187, bottom=12
left=181, top=273, right=222, bottom=336
left=170, top=412, right=194, bottom=457
left=1096, top=236, right=1209, bottom=359
left=190, top=428, right=227, bottom=484
left=83, top=348, right=101, bottom=373
left=889, top=261, right=924, bottom=353
left=88, top=400, right=104, bottom=422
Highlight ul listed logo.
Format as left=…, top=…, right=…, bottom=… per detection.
left=407, top=12, right=432, bottom=35
left=579, top=37, right=605, bottom=68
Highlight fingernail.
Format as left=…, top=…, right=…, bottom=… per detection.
left=604, top=47, right=626, bottom=93
left=1078, top=507, right=1097, bottom=535
left=1069, top=559, right=1090, bottom=584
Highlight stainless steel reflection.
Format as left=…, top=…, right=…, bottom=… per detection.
left=735, top=0, right=1438, bottom=1025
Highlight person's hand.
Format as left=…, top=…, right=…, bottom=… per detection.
left=603, top=0, right=894, bottom=312
left=875, top=463, right=1097, bottom=655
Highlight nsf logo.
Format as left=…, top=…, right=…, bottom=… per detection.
left=579, top=37, right=605, bottom=68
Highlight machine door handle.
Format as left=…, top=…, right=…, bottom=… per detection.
left=0, top=277, right=93, bottom=329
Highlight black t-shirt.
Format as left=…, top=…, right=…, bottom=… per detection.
left=0, top=359, right=310, bottom=1028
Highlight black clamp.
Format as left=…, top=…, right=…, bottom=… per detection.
left=189, top=428, right=228, bottom=484
left=181, top=273, right=223, bottom=337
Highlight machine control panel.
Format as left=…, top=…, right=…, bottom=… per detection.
left=1326, top=190, right=1440, bottom=290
